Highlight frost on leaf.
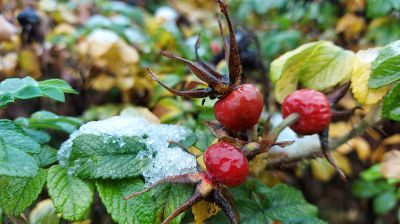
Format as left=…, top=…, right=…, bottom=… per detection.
left=58, top=115, right=197, bottom=183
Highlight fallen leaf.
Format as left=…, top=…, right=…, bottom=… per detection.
left=381, top=150, right=400, bottom=179
left=192, top=200, right=220, bottom=224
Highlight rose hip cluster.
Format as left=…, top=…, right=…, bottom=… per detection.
left=125, top=1, right=351, bottom=223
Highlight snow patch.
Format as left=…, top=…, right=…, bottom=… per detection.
left=58, top=114, right=197, bottom=184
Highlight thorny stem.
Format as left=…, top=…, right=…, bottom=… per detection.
left=243, top=113, right=299, bottom=158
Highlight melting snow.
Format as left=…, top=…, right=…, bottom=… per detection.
left=58, top=114, right=197, bottom=184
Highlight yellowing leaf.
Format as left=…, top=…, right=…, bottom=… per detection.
left=192, top=200, right=220, bottom=224
left=310, top=158, right=335, bottom=181
left=351, top=48, right=390, bottom=105
left=0, top=53, right=17, bottom=76
left=29, top=199, right=59, bottom=224
left=118, top=40, right=139, bottom=64
left=18, top=50, right=41, bottom=79
left=329, top=122, right=353, bottom=138
left=53, top=23, right=76, bottom=35
left=336, top=13, right=365, bottom=41
left=271, top=41, right=355, bottom=102
left=310, top=151, right=351, bottom=181
left=345, top=0, right=365, bottom=11
left=89, top=74, right=115, bottom=91
left=381, top=150, right=400, bottom=179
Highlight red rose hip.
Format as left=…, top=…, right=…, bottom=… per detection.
left=204, top=141, right=249, bottom=187
left=282, top=89, right=332, bottom=135
left=214, top=84, right=263, bottom=131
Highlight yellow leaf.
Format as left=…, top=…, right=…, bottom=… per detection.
left=53, top=23, right=76, bottom=35
left=329, top=122, right=353, bottom=138
left=382, top=134, right=400, bottom=145
left=192, top=200, right=220, bottom=224
left=29, top=199, right=59, bottom=224
left=310, top=151, right=351, bottom=181
left=86, top=29, right=119, bottom=59
left=345, top=0, right=365, bottom=11
left=351, top=48, right=390, bottom=105
left=118, top=40, right=139, bottom=64
left=310, top=158, right=335, bottom=181
left=337, top=137, right=371, bottom=160
left=0, top=52, right=17, bottom=76
left=89, top=74, right=115, bottom=91
left=336, top=13, right=365, bottom=41
left=381, top=150, right=400, bottom=179
left=18, top=50, right=41, bottom=79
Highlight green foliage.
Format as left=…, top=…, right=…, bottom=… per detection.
left=153, top=184, right=193, bottom=224
left=16, top=110, right=82, bottom=134
left=47, top=165, right=94, bottom=221
left=35, top=146, right=58, bottom=168
left=211, top=178, right=326, bottom=223
left=366, top=0, right=400, bottom=18
left=96, top=179, right=156, bottom=224
left=0, top=137, right=39, bottom=177
left=383, top=81, right=400, bottom=121
left=67, top=134, right=150, bottom=179
left=352, top=165, right=400, bottom=215
left=369, top=40, right=400, bottom=88
left=0, top=77, right=77, bottom=108
left=0, top=169, right=47, bottom=215
left=366, top=40, right=400, bottom=121
left=0, top=119, right=41, bottom=154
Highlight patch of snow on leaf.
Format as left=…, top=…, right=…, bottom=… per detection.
left=58, top=114, right=197, bottom=184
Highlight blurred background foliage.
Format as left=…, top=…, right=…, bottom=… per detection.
left=1, top=0, right=400, bottom=223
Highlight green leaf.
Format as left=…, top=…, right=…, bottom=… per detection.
left=382, top=81, right=400, bottom=121
left=0, top=130, right=41, bottom=153
left=270, top=41, right=354, bottom=102
left=0, top=169, right=46, bottom=215
left=352, top=180, right=394, bottom=199
left=0, top=77, right=41, bottom=99
left=47, top=165, right=94, bottom=221
left=369, top=40, right=400, bottom=88
left=39, top=79, right=78, bottom=94
left=299, top=42, right=354, bottom=90
left=265, top=184, right=322, bottom=222
left=35, top=146, right=58, bottom=168
left=360, top=164, right=383, bottom=181
left=0, top=137, right=39, bottom=177
left=211, top=178, right=326, bottom=223
left=67, top=134, right=150, bottom=179
left=153, top=184, right=193, bottom=224
left=17, top=110, right=82, bottom=134
left=39, top=86, right=66, bottom=102
left=367, top=0, right=392, bottom=18
left=0, top=77, right=78, bottom=107
left=373, top=190, right=398, bottom=215
left=22, top=128, right=51, bottom=144
left=0, top=93, right=14, bottom=108
left=0, top=208, right=2, bottom=224
left=96, top=178, right=155, bottom=224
